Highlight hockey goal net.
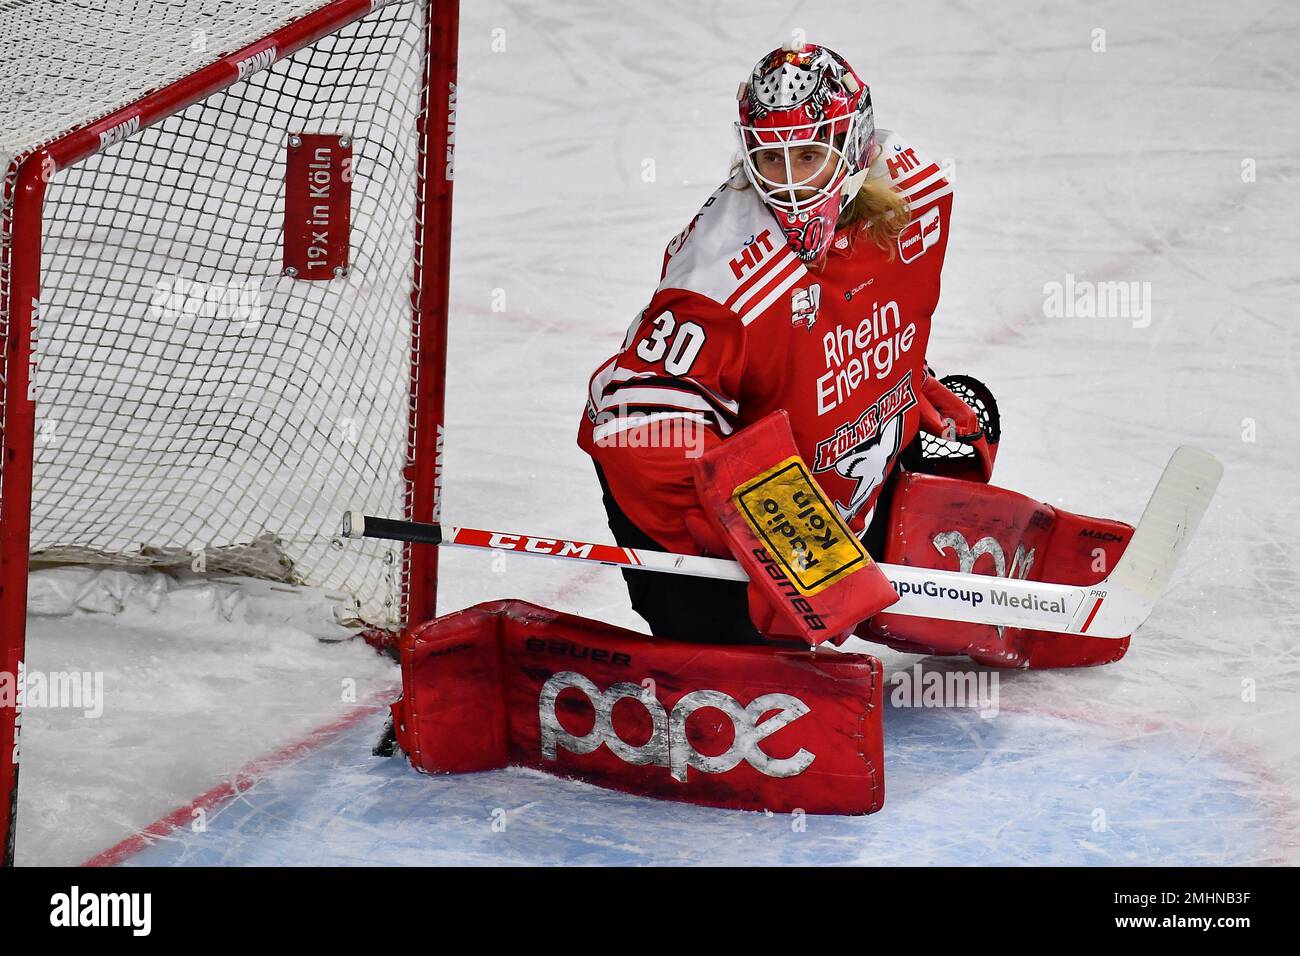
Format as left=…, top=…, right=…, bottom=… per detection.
left=0, top=0, right=457, bottom=865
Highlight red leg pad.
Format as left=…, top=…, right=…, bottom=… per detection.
left=394, top=600, right=885, bottom=814
left=861, top=473, right=1134, bottom=668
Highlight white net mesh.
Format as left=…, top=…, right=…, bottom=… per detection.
left=1, top=0, right=430, bottom=626
left=0, top=0, right=346, bottom=171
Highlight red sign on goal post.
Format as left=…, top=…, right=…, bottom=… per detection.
left=284, top=132, right=352, bottom=279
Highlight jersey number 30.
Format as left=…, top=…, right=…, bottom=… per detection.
left=635, top=310, right=706, bottom=375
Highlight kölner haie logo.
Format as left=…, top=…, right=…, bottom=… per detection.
left=813, top=372, right=917, bottom=520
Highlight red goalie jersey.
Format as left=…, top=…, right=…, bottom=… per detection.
left=578, top=130, right=953, bottom=557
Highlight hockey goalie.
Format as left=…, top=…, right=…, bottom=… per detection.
left=360, top=40, right=1218, bottom=818
left=579, top=40, right=1126, bottom=667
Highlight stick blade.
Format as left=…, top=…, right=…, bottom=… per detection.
left=1109, top=445, right=1222, bottom=602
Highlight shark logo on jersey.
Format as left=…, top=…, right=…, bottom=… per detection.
left=812, top=372, right=917, bottom=521
left=791, top=283, right=821, bottom=329
left=829, top=412, right=903, bottom=521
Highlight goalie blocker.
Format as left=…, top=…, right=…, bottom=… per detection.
left=686, top=410, right=900, bottom=644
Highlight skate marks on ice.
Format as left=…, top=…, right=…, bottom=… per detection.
left=108, top=673, right=1282, bottom=866
left=16, top=568, right=399, bottom=866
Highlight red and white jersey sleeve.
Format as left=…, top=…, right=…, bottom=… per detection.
left=578, top=129, right=953, bottom=556
left=577, top=284, right=746, bottom=553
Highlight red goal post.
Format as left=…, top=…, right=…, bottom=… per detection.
left=0, top=0, right=459, bottom=866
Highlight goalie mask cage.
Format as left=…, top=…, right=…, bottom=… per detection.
left=0, top=0, right=459, bottom=866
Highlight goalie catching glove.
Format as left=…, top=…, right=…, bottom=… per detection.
left=912, top=369, right=999, bottom=483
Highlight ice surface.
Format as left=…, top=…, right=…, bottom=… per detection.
left=15, top=0, right=1300, bottom=865
left=16, top=570, right=398, bottom=866
left=103, top=681, right=1286, bottom=866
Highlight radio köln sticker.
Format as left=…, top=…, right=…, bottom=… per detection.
left=732, top=457, right=869, bottom=595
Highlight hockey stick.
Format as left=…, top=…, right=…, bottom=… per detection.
left=342, top=446, right=1221, bottom=640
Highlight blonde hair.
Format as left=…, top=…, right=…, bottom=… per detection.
left=837, top=166, right=912, bottom=256
left=728, top=152, right=912, bottom=260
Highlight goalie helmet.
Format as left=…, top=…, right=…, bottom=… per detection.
left=736, top=41, right=876, bottom=262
